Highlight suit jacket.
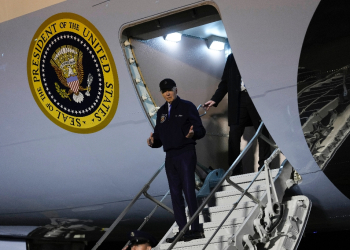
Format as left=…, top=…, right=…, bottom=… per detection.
left=210, top=53, right=242, bottom=126
left=152, top=96, right=206, bottom=157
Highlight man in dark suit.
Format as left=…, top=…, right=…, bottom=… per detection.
left=147, top=79, right=206, bottom=242
left=204, top=53, right=270, bottom=175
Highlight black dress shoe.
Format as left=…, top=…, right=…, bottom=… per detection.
left=166, top=233, right=184, bottom=243
left=183, top=230, right=205, bottom=242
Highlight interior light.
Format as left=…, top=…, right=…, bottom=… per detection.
left=165, top=32, right=182, bottom=42
left=210, top=41, right=225, bottom=50
left=207, top=35, right=226, bottom=51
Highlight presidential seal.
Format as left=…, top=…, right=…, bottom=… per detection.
left=160, top=114, right=167, bottom=123
left=27, top=13, right=119, bottom=133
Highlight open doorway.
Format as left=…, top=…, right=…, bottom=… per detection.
left=120, top=3, right=268, bottom=175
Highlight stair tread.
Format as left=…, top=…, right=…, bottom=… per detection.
left=160, top=235, right=230, bottom=249
left=214, top=185, right=266, bottom=198
left=221, top=179, right=267, bottom=191
left=173, top=217, right=245, bottom=232
left=204, top=202, right=256, bottom=213
left=222, top=169, right=279, bottom=186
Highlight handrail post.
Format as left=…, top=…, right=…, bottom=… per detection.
left=202, top=165, right=267, bottom=250
left=203, top=147, right=282, bottom=249
left=92, top=163, right=165, bottom=250
left=225, top=177, right=263, bottom=206
left=143, top=190, right=174, bottom=214
left=122, top=190, right=171, bottom=250
left=166, top=122, right=265, bottom=250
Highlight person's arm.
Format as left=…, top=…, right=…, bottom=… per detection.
left=211, top=54, right=233, bottom=106
left=204, top=54, right=232, bottom=109
left=186, top=103, right=206, bottom=140
left=210, top=79, right=228, bottom=107
left=147, top=111, right=163, bottom=148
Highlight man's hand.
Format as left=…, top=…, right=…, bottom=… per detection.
left=147, top=132, right=154, bottom=147
left=203, top=100, right=216, bottom=111
left=186, top=125, right=194, bottom=138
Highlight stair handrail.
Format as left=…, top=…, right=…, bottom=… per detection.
left=122, top=190, right=171, bottom=250
left=166, top=121, right=266, bottom=250
left=202, top=147, right=281, bottom=250
left=92, top=163, right=172, bottom=250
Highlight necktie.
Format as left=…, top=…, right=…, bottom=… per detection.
left=168, top=104, right=171, bottom=118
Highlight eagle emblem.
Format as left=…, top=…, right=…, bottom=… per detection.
left=50, top=45, right=92, bottom=103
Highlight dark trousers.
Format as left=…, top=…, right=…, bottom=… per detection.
left=229, top=91, right=271, bottom=175
left=165, top=150, right=199, bottom=232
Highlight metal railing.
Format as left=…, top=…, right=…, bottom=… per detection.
left=202, top=147, right=281, bottom=250
left=122, top=190, right=171, bottom=250
left=92, top=163, right=172, bottom=250
left=197, top=104, right=207, bottom=117
left=166, top=121, right=279, bottom=250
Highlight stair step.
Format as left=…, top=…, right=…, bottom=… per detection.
left=188, top=170, right=279, bottom=223
left=221, top=169, right=279, bottom=187
left=196, top=203, right=256, bottom=223
left=221, top=179, right=266, bottom=191
left=215, top=184, right=266, bottom=198
left=173, top=217, right=245, bottom=238
left=215, top=190, right=265, bottom=207
left=189, top=188, right=264, bottom=219
left=160, top=235, right=231, bottom=250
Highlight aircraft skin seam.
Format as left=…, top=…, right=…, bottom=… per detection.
left=0, top=194, right=168, bottom=216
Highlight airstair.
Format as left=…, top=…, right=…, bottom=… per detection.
left=155, top=159, right=311, bottom=250
left=150, top=121, right=311, bottom=250
left=92, top=121, right=311, bottom=250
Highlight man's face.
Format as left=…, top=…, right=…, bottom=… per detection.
left=131, top=243, right=151, bottom=250
left=161, top=87, right=177, bottom=104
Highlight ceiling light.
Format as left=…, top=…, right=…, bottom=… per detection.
left=165, top=32, right=182, bottom=42
left=207, top=35, right=226, bottom=50
left=210, top=41, right=225, bottom=50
